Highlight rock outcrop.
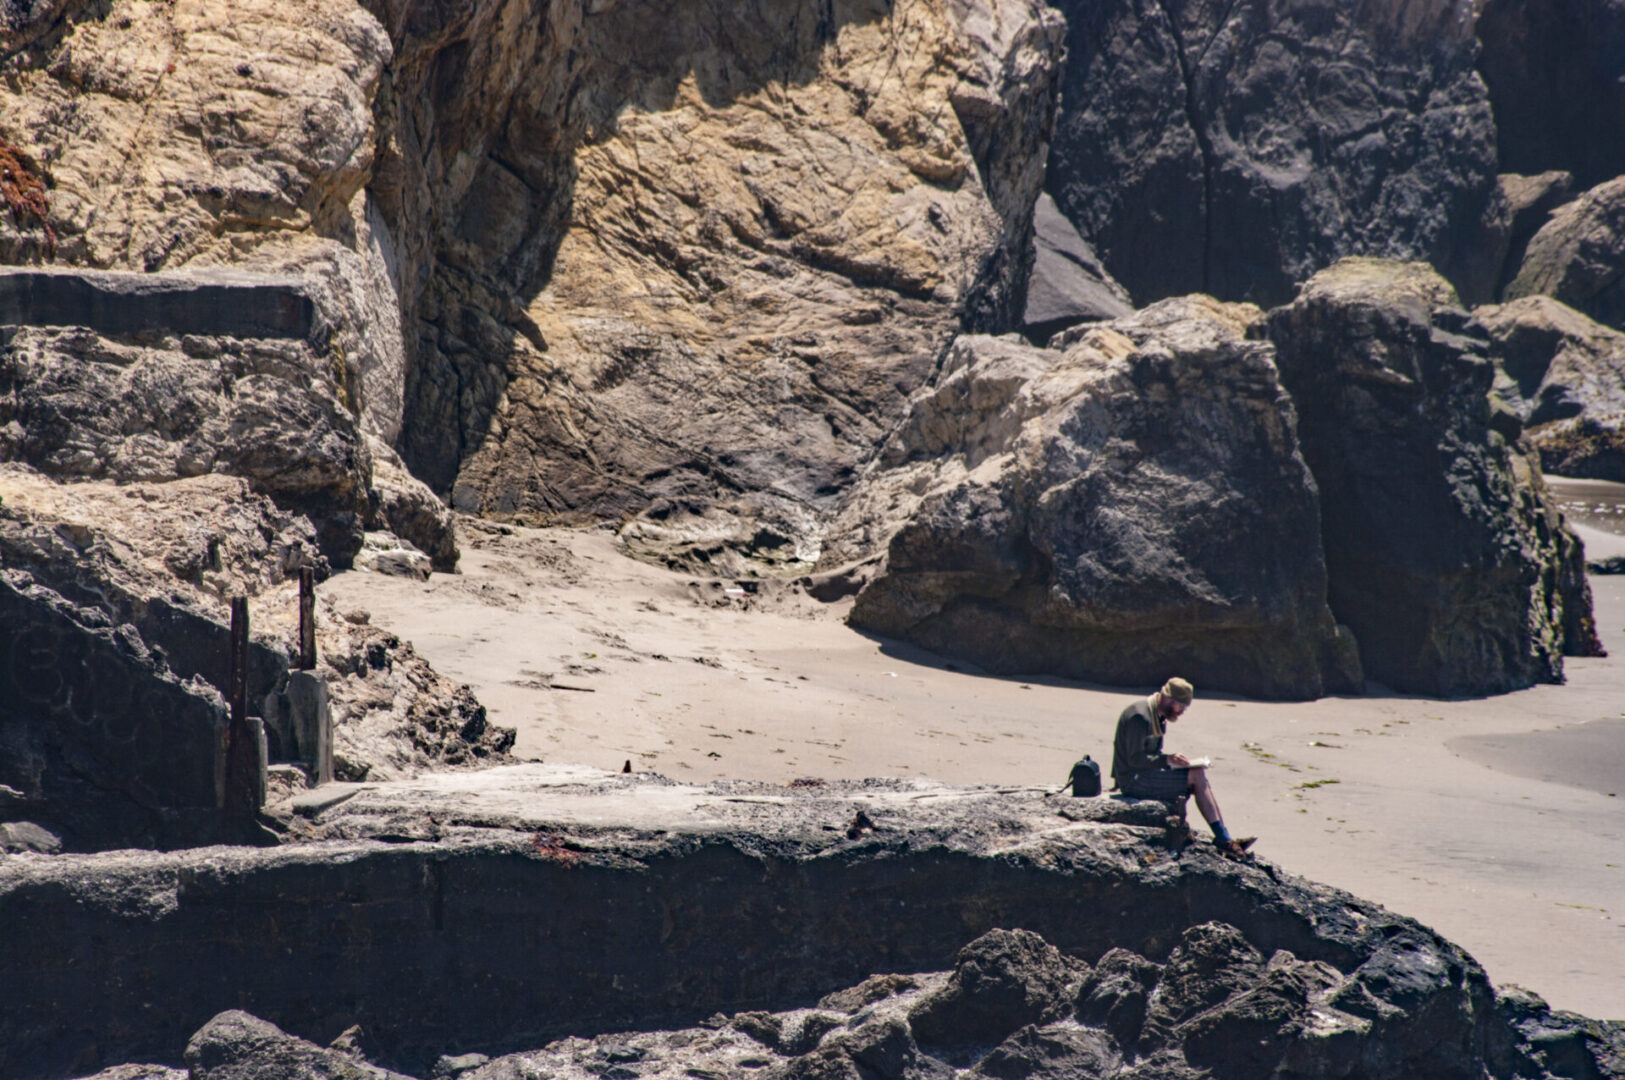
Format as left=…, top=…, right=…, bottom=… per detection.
left=0, top=0, right=1066, bottom=570
left=186, top=1011, right=414, bottom=1080
left=1265, top=259, right=1600, bottom=696
left=3, top=768, right=1620, bottom=1080
left=1477, top=296, right=1625, bottom=482
left=846, top=296, right=1359, bottom=700
left=1506, top=176, right=1625, bottom=334
left=0, top=567, right=230, bottom=852
left=1492, top=172, right=1577, bottom=300
left=0, top=0, right=409, bottom=436
left=0, top=268, right=374, bottom=564
left=1475, top=0, right=1625, bottom=192
left=1044, top=0, right=1500, bottom=310
left=1020, top=192, right=1132, bottom=345
left=0, top=465, right=512, bottom=849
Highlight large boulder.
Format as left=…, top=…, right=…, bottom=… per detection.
left=1044, top=0, right=1500, bottom=310
left=907, top=929, right=1082, bottom=1050
left=1476, top=296, right=1625, bottom=482
left=1475, top=0, right=1625, bottom=191
left=1491, top=172, right=1577, bottom=300
left=186, top=1011, right=413, bottom=1080
left=1265, top=258, right=1600, bottom=697
left=1506, top=176, right=1625, bottom=334
left=846, top=296, right=1360, bottom=700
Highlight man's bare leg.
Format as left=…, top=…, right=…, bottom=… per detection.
left=1189, top=768, right=1253, bottom=854
left=1188, top=766, right=1223, bottom=825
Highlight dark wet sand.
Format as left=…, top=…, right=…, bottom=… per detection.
left=1449, top=720, right=1625, bottom=798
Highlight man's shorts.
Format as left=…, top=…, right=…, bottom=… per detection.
left=1120, top=767, right=1191, bottom=800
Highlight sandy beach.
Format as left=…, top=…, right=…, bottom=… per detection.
left=324, top=480, right=1625, bottom=1022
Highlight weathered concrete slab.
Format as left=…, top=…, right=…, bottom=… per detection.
left=288, top=783, right=370, bottom=818
left=0, top=268, right=319, bottom=341
left=0, top=764, right=1513, bottom=1080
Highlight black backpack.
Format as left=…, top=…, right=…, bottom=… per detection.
left=1066, top=755, right=1102, bottom=797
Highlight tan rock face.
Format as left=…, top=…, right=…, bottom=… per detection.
left=1477, top=295, right=1625, bottom=483
left=2, top=0, right=1061, bottom=574
left=0, top=0, right=388, bottom=269
left=386, top=0, right=1063, bottom=559
left=0, top=0, right=410, bottom=440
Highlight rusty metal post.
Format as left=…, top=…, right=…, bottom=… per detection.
left=299, top=566, right=316, bottom=670
left=230, top=597, right=248, bottom=729
left=223, top=596, right=258, bottom=820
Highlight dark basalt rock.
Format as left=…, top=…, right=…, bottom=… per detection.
left=5, top=771, right=1622, bottom=1080
left=1265, top=258, right=1601, bottom=696
left=1021, top=193, right=1133, bottom=345
left=186, top=1010, right=413, bottom=1080
left=0, top=570, right=229, bottom=852
left=849, top=297, right=1360, bottom=700
left=969, top=1023, right=1119, bottom=1080
left=1075, top=948, right=1163, bottom=1050
left=1044, top=0, right=1500, bottom=310
left=52, top=907, right=1625, bottom=1080
left=1136, top=922, right=1266, bottom=1052
left=908, top=929, right=1082, bottom=1050
left=1476, top=0, right=1625, bottom=192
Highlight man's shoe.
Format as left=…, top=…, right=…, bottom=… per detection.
left=1219, top=837, right=1256, bottom=859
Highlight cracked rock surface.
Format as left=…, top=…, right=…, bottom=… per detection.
left=10, top=768, right=1619, bottom=1080
left=1045, top=0, right=1499, bottom=309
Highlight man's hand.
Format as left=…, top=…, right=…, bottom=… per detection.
left=1167, top=753, right=1192, bottom=768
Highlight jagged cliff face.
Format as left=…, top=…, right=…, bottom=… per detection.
left=1, top=0, right=1061, bottom=555
left=0, top=0, right=408, bottom=440
left=374, top=0, right=1063, bottom=546
left=1044, top=0, right=1499, bottom=309
left=0, top=0, right=1605, bottom=700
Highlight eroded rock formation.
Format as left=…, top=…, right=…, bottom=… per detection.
left=0, top=465, right=512, bottom=849
left=1265, top=258, right=1600, bottom=696
left=1506, top=176, right=1625, bottom=334
left=297, top=0, right=1065, bottom=556
left=845, top=296, right=1359, bottom=700
left=3, top=770, right=1620, bottom=1080
left=1478, top=296, right=1625, bottom=482
left=1044, top=0, right=1500, bottom=309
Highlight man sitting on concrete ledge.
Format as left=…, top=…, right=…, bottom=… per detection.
left=1112, top=677, right=1256, bottom=858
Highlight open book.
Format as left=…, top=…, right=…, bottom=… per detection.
left=1187, top=756, right=1212, bottom=768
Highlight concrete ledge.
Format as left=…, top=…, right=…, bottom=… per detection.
left=0, top=268, right=320, bottom=341
left=0, top=767, right=1479, bottom=1079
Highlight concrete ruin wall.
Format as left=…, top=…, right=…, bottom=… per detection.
left=0, top=268, right=319, bottom=341
left=0, top=572, right=229, bottom=850
left=0, top=820, right=1487, bottom=1080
